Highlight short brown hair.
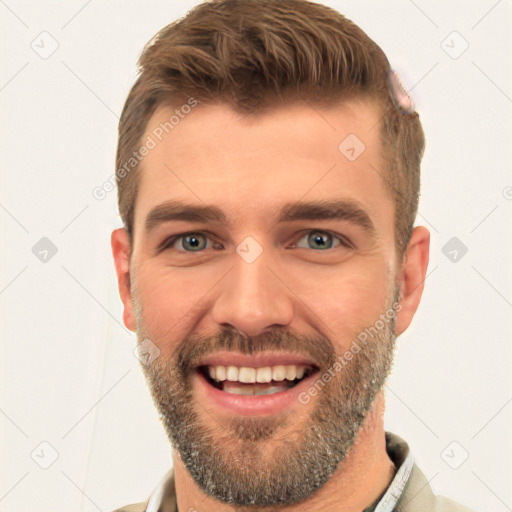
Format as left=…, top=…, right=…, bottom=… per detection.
left=116, top=0, right=425, bottom=257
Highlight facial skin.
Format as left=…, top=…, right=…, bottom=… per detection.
left=112, top=98, right=430, bottom=512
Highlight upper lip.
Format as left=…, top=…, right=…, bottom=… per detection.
left=195, top=351, right=320, bottom=369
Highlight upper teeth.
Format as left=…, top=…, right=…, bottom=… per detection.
left=207, top=364, right=309, bottom=383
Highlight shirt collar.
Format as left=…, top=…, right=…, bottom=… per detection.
left=372, top=432, right=415, bottom=512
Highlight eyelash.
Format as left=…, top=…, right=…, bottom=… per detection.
left=159, top=230, right=352, bottom=252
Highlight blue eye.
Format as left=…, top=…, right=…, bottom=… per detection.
left=163, top=232, right=218, bottom=252
left=160, top=230, right=350, bottom=253
left=293, top=230, right=347, bottom=250
left=181, top=233, right=206, bottom=251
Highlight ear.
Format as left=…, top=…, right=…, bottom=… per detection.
left=111, top=228, right=137, bottom=332
left=395, top=226, right=430, bottom=336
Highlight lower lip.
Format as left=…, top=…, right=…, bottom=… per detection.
left=194, top=369, right=318, bottom=416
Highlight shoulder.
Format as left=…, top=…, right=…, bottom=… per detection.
left=384, top=432, right=476, bottom=512
left=433, top=495, right=477, bottom=512
left=110, top=468, right=176, bottom=512
left=397, top=461, right=477, bottom=512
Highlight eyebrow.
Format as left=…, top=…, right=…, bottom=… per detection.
left=144, top=199, right=375, bottom=235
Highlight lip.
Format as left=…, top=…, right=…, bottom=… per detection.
left=194, top=351, right=319, bottom=369
left=193, top=366, right=319, bottom=416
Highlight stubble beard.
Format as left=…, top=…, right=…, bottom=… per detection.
left=134, top=289, right=399, bottom=509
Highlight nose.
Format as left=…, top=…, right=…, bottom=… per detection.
left=210, top=248, right=294, bottom=337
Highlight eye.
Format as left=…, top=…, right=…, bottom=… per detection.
left=160, top=232, right=222, bottom=252
left=292, top=230, right=351, bottom=251
left=159, top=229, right=351, bottom=254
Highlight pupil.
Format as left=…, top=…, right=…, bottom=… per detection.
left=310, top=232, right=332, bottom=249
left=184, top=234, right=204, bottom=251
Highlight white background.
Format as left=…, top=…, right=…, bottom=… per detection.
left=1, top=1, right=511, bottom=511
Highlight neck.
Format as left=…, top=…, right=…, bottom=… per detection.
left=173, top=390, right=395, bottom=512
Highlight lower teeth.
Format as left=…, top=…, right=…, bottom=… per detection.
left=220, top=380, right=298, bottom=396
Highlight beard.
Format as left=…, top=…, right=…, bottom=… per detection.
left=134, top=287, right=399, bottom=509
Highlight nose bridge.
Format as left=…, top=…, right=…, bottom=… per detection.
left=211, top=243, right=294, bottom=336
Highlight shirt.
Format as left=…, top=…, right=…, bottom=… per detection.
left=112, top=431, right=476, bottom=512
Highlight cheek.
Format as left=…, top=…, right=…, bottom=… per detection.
left=297, top=261, right=392, bottom=339
left=133, top=265, right=214, bottom=351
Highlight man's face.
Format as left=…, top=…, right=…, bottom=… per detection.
left=123, top=98, right=402, bottom=507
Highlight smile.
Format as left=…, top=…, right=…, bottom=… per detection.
left=193, top=355, right=321, bottom=416
left=199, top=364, right=316, bottom=396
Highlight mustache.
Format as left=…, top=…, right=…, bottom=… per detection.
left=171, top=327, right=336, bottom=377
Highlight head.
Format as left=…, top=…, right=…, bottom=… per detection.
left=116, top=0, right=425, bottom=256
left=111, top=0, right=430, bottom=508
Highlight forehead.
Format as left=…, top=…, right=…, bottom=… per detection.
left=133, top=98, right=391, bottom=234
